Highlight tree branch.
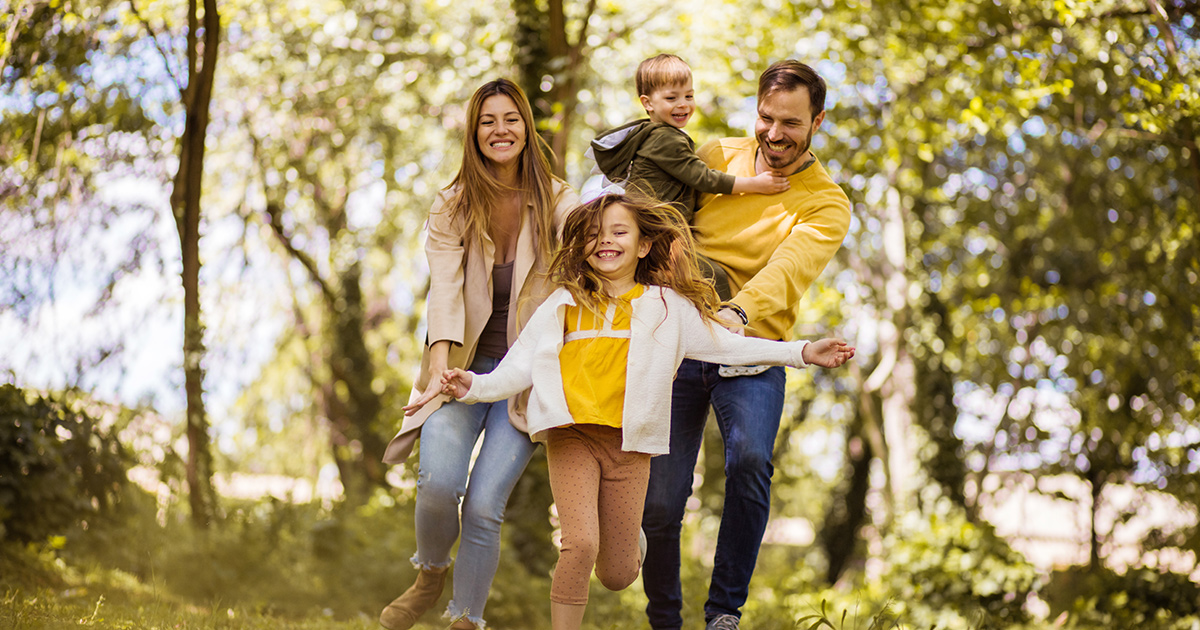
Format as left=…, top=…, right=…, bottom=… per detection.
left=127, top=0, right=184, bottom=94
left=263, top=200, right=339, bottom=305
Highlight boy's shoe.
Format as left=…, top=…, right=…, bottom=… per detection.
left=705, top=614, right=740, bottom=630
left=638, top=527, right=648, bottom=567
left=717, top=365, right=769, bottom=378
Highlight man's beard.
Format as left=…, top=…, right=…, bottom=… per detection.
left=759, top=127, right=814, bottom=171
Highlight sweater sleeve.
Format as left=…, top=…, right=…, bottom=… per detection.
left=460, top=292, right=559, bottom=404
left=729, top=182, right=850, bottom=325
left=673, top=293, right=808, bottom=367
left=425, top=192, right=467, bottom=346
left=643, top=128, right=736, bottom=195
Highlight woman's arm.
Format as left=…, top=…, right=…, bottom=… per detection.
left=424, top=192, right=469, bottom=347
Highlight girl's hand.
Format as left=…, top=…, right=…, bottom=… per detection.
left=439, top=368, right=474, bottom=400
left=803, top=338, right=855, bottom=368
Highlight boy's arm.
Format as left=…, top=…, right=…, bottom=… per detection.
left=647, top=129, right=787, bottom=196
left=643, top=128, right=737, bottom=195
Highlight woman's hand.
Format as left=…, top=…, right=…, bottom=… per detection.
left=438, top=368, right=474, bottom=400
left=403, top=341, right=452, bottom=416
left=802, top=338, right=856, bottom=368
left=401, top=368, right=475, bottom=416
left=402, top=382, right=444, bottom=416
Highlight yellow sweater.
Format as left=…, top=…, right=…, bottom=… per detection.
left=693, top=137, right=851, bottom=341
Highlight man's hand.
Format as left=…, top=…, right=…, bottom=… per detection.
left=717, top=308, right=746, bottom=335
left=802, top=338, right=855, bottom=368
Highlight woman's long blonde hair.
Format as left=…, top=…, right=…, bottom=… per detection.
left=550, top=193, right=721, bottom=322
left=443, top=79, right=559, bottom=264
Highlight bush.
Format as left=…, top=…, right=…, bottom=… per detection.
left=1049, top=565, right=1200, bottom=630
left=0, top=384, right=131, bottom=543
left=874, top=500, right=1040, bottom=629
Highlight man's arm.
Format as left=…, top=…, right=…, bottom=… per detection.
left=731, top=184, right=851, bottom=325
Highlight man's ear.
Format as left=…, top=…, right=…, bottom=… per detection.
left=813, top=109, right=827, bottom=131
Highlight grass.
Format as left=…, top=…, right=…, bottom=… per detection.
left=0, top=541, right=417, bottom=630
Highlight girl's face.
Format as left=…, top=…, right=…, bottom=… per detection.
left=476, top=94, right=526, bottom=168
left=586, top=203, right=651, bottom=295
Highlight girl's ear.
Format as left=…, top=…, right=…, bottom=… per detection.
left=637, top=237, right=652, bottom=259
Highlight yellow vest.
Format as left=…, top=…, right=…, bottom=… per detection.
left=559, top=285, right=645, bottom=428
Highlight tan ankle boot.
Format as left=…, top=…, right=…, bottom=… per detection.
left=379, top=567, right=448, bottom=630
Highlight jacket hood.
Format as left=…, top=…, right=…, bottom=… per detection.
left=590, top=119, right=673, bottom=182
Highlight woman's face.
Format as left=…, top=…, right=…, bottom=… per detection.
left=476, top=94, right=527, bottom=168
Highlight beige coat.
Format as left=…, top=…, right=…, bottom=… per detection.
left=382, top=180, right=578, bottom=464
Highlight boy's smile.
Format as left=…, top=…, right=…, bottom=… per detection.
left=642, top=79, right=695, bottom=130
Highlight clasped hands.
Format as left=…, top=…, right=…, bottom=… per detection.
left=402, top=368, right=473, bottom=416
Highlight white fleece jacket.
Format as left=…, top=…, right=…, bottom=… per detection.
left=461, top=286, right=810, bottom=455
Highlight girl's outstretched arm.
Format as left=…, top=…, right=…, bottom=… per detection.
left=402, top=368, right=474, bottom=416
left=801, top=338, right=855, bottom=368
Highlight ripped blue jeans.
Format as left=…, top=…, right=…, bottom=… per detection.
left=412, top=355, right=538, bottom=628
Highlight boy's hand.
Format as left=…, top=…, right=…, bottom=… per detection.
left=802, top=338, right=855, bottom=368
left=749, top=170, right=790, bottom=194
left=439, top=368, right=473, bottom=400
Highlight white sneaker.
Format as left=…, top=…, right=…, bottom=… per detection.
left=706, top=614, right=740, bottom=630
left=638, top=528, right=647, bottom=566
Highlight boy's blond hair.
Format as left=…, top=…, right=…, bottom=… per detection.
left=635, top=54, right=692, bottom=98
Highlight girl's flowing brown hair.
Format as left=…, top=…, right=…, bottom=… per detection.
left=443, top=79, right=560, bottom=265
left=550, top=193, right=721, bottom=322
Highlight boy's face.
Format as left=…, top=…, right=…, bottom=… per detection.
left=641, top=79, right=695, bottom=129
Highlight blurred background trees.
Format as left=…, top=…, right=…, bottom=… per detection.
left=2, top=0, right=1197, bottom=628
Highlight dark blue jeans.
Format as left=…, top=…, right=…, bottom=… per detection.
left=642, top=359, right=787, bottom=629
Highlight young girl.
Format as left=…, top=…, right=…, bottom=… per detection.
left=404, top=193, right=854, bottom=630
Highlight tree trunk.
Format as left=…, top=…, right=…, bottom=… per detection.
left=169, top=0, right=219, bottom=528
left=511, top=0, right=596, bottom=177
left=822, top=418, right=872, bottom=584
left=324, top=261, right=387, bottom=506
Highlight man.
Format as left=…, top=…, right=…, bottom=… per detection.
left=640, top=60, right=852, bottom=630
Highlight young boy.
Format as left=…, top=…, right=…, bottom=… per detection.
left=589, top=54, right=789, bottom=300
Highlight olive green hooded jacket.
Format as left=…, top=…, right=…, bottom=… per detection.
left=590, top=119, right=736, bottom=223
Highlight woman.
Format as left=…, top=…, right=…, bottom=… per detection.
left=379, top=79, right=578, bottom=630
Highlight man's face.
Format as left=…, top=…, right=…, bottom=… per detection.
left=754, top=87, right=826, bottom=173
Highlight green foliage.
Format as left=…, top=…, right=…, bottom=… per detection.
left=0, top=384, right=130, bottom=544
left=875, top=503, right=1039, bottom=629
left=1046, top=566, right=1200, bottom=630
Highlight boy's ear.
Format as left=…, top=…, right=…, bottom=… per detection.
left=639, top=94, right=652, bottom=115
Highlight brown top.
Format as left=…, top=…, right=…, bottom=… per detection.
left=475, top=260, right=514, bottom=359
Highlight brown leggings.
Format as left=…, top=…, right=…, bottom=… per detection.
left=546, top=424, right=650, bottom=605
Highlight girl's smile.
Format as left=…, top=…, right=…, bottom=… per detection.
left=587, top=203, right=650, bottom=296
